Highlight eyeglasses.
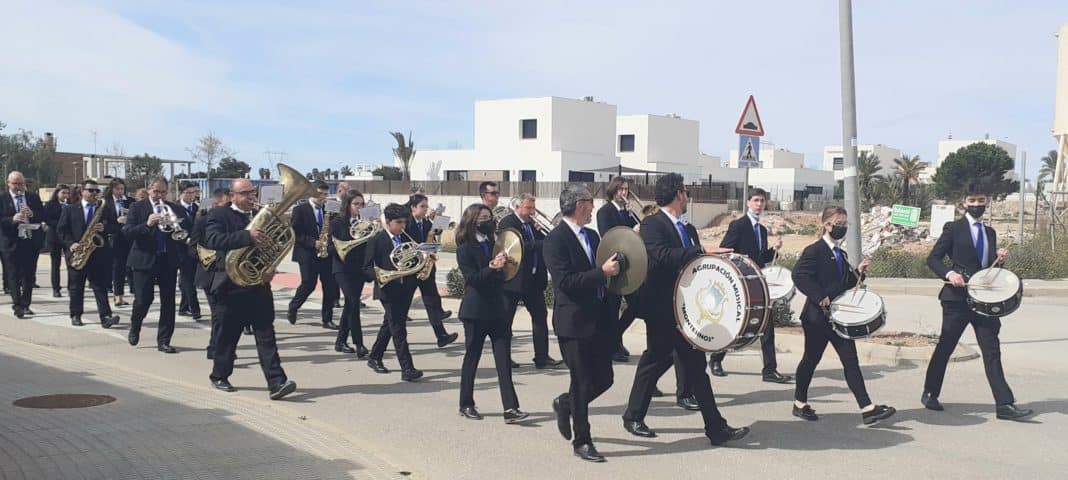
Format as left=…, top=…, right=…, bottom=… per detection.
left=829, top=221, right=848, bottom=227
left=233, top=189, right=257, bottom=196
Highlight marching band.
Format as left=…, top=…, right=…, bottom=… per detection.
left=2, top=165, right=1036, bottom=464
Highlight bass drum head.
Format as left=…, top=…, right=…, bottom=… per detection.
left=830, top=289, right=885, bottom=327
left=674, top=255, right=751, bottom=352
left=762, top=266, right=795, bottom=303
left=967, top=268, right=1022, bottom=304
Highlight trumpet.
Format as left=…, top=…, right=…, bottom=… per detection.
left=374, top=241, right=429, bottom=286
left=154, top=201, right=189, bottom=242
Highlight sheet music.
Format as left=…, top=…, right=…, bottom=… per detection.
left=431, top=215, right=451, bottom=231
left=359, top=204, right=381, bottom=221
left=260, top=185, right=283, bottom=204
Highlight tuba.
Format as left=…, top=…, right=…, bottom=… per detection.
left=224, top=163, right=317, bottom=287
left=374, top=241, right=429, bottom=286
left=332, top=218, right=380, bottom=261
left=69, top=199, right=106, bottom=271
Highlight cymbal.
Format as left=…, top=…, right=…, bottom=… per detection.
left=493, top=228, right=524, bottom=282
left=596, top=226, right=648, bottom=295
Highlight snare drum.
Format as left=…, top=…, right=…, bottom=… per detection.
left=674, top=254, right=770, bottom=352
left=829, top=288, right=886, bottom=340
left=762, top=265, right=796, bottom=305
left=966, top=267, right=1023, bottom=317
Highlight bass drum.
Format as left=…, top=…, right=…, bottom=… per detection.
left=674, top=254, right=770, bottom=352
left=966, top=267, right=1023, bottom=317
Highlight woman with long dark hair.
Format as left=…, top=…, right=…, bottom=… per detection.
left=44, top=184, right=71, bottom=297
left=455, top=203, right=527, bottom=423
left=329, top=190, right=371, bottom=357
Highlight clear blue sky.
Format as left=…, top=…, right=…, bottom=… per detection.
left=2, top=1, right=1066, bottom=179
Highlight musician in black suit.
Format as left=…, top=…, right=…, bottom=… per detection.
left=203, top=178, right=296, bottom=400
left=405, top=194, right=457, bottom=347
left=456, top=203, right=528, bottom=423
left=922, top=182, right=1031, bottom=420
left=57, top=180, right=119, bottom=328
left=790, top=206, right=895, bottom=425
left=363, top=203, right=424, bottom=381
left=498, top=193, right=562, bottom=369
left=175, top=181, right=202, bottom=320
left=621, top=173, right=750, bottom=446
left=710, top=188, right=791, bottom=383
left=44, top=184, right=71, bottom=298
left=0, top=171, right=46, bottom=318
left=329, top=190, right=371, bottom=357
left=194, top=188, right=233, bottom=359
left=104, top=178, right=134, bottom=307
left=596, top=178, right=640, bottom=363
left=286, top=182, right=339, bottom=329
left=122, top=176, right=193, bottom=353
left=544, top=185, right=619, bottom=462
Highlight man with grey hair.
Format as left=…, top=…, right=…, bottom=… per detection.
left=543, top=184, right=621, bottom=462
left=0, top=171, right=46, bottom=318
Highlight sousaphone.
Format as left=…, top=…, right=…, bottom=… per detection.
left=595, top=226, right=648, bottom=295
left=493, top=228, right=524, bottom=282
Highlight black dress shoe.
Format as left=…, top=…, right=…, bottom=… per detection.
left=101, top=315, right=119, bottom=329
left=71, top=316, right=84, bottom=326
left=192, top=313, right=203, bottom=321
left=623, top=420, right=657, bottom=438
left=14, top=309, right=25, bottom=319
left=510, top=359, right=520, bottom=369
left=612, top=352, right=630, bottom=363
left=792, top=404, right=819, bottom=421
left=921, top=392, right=944, bottom=411
left=360, top=301, right=368, bottom=308
left=178, top=310, right=192, bottom=317
left=53, top=290, right=62, bottom=298
left=243, top=325, right=254, bottom=335
left=335, top=344, right=356, bottom=354
left=862, top=405, right=896, bottom=425
left=573, top=443, right=605, bottom=463
left=651, top=387, right=664, bottom=398
left=459, top=406, right=483, bottom=420
left=157, top=344, right=177, bottom=354
left=762, top=371, right=793, bottom=384
left=440, top=310, right=453, bottom=321
left=322, top=320, right=339, bottom=330
left=552, top=396, right=572, bottom=440
left=710, top=360, right=726, bottom=377
left=355, top=345, right=369, bottom=359
left=211, top=378, right=235, bottom=392
left=436, top=332, right=459, bottom=347
left=367, top=359, right=390, bottom=374
left=128, top=331, right=140, bottom=346
left=503, top=408, right=529, bottom=424
left=287, top=309, right=297, bottom=325
left=269, top=380, right=297, bottom=400
left=534, top=357, right=565, bottom=369
left=676, top=396, right=701, bottom=411
left=996, top=403, right=1034, bottom=421
left=708, top=425, right=750, bottom=445
left=401, top=368, right=424, bottom=382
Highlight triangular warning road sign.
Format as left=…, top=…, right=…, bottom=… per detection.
left=734, top=95, right=765, bottom=136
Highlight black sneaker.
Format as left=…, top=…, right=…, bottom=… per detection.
left=792, top=404, right=819, bottom=421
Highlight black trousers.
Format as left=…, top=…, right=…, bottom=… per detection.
left=459, top=318, right=518, bottom=410
left=49, top=240, right=67, bottom=291
left=288, top=258, right=337, bottom=324
left=334, top=272, right=365, bottom=347
left=370, top=289, right=417, bottom=371
left=210, top=287, right=287, bottom=389
left=111, top=244, right=130, bottom=295
left=178, top=255, right=201, bottom=315
left=415, top=270, right=448, bottom=339
left=925, top=301, right=1014, bottom=405
left=68, top=255, right=112, bottom=320
left=623, top=318, right=727, bottom=435
left=794, top=319, right=871, bottom=408
left=504, top=288, right=551, bottom=361
left=204, top=288, right=222, bottom=355
left=558, top=331, right=615, bottom=446
left=3, top=246, right=39, bottom=310
left=129, top=256, right=178, bottom=346
left=710, top=323, right=778, bottom=374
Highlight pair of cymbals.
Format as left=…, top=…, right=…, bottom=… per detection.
left=596, top=227, right=648, bottom=295
left=493, top=228, right=524, bottom=281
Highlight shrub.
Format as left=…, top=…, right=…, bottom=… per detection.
left=446, top=267, right=465, bottom=297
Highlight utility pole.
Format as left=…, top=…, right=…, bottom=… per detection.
left=838, top=0, right=862, bottom=263
left=1018, top=151, right=1026, bottom=243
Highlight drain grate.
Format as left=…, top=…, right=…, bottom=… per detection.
left=13, top=394, right=116, bottom=409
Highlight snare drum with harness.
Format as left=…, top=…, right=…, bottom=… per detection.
left=673, top=254, right=771, bottom=352
left=963, top=266, right=1022, bottom=317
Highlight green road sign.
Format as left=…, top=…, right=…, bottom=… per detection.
left=890, top=204, right=921, bottom=227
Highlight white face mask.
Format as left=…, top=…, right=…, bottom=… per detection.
left=679, top=212, right=689, bottom=223
left=748, top=209, right=760, bottom=220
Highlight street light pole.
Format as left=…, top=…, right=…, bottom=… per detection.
left=839, top=0, right=863, bottom=263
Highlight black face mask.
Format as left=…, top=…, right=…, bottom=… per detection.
left=830, top=225, right=848, bottom=240
left=477, top=220, right=494, bottom=235
left=965, top=205, right=986, bottom=219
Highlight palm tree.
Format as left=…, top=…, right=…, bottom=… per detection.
left=893, top=153, right=924, bottom=203
left=857, top=151, right=886, bottom=208
left=1038, top=150, right=1058, bottom=185
left=390, top=131, right=416, bottom=182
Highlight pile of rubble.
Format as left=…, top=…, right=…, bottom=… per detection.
left=860, top=207, right=931, bottom=255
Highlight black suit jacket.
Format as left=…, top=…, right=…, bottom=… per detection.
left=719, top=214, right=775, bottom=268
left=43, top=200, right=66, bottom=246
left=329, top=216, right=370, bottom=278
left=456, top=238, right=507, bottom=322
left=363, top=230, right=418, bottom=302
left=0, top=191, right=46, bottom=253
left=202, top=203, right=264, bottom=295
left=497, top=212, right=548, bottom=294
left=122, top=199, right=192, bottom=271
left=104, top=195, right=134, bottom=251
left=792, top=238, right=863, bottom=324
left=596, top=201, right=638, bottom=235
left=404, top=216, right=435, bottom=244
left=290, top=201, right=326, bottom=263
left=927, top=217, right=998, bottom=303
left=57, top=200, right=118, bottom=245
left=543, top=221, right=610, bottom=339
left=636, top=210, right=703, bottom=322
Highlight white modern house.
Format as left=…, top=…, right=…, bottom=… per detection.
left=616, top=114, right=717, bottom=181
left=823, top=144, right=903, bottom=180
left=727, top=146, right=805, bottom=168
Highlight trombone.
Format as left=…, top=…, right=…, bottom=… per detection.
left=626, top=191, right=660, bottom=221
left=504, top=195, right=556, bottom=232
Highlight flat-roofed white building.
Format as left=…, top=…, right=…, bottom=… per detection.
left=616, top=114, right=711, bottom=182
left=823, top=144, right=902, bottom=180
left=748, top=168, right=836, bottom=203
left=727, top=146, right=805, bottom=169
left=936, top=136, right=1017, bottom=165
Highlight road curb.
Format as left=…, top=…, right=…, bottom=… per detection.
left=773, top=331, right=979, bottom=367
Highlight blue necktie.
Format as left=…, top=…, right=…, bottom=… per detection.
left=156, top=205, right=167, bottom=254
left=316, top=207, right=323, bottom=230
left=393, top=235, right=401, bottom=248
left=753, top=222, right=762, bottom=251
left=15, top=195, right=23, bottom=211
left=86, top=204, right=94, bottom=225
left=974, top=222, right=987, bottom=268
left=480, top=240, right=490, bottom=258
left=579, top=229, right=604, bottom=300
left=833, top=245, right=844, bottom=276
left=676, top=221, right=691, bottom=247
left=523, top=222, right=539, bottom=273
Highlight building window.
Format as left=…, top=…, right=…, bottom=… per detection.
left=619, top=134, right=635, bottom=152
left=520, top=119, right=537, bottom=139
left=805, top=186, right=824, bottom=196
left=833, top=157, right=844, bottom=170
left=568, top=171, right=594, bottom=182
left=446, top=170, right=467, bottom=181
left=520, top=170, right=537, bottom=182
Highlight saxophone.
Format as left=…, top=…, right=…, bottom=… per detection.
left=224, top=163, right=317, bottom=287
left=69, top=199, right=106, bottom=271
left=316, top=207, right=331, bottom=259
